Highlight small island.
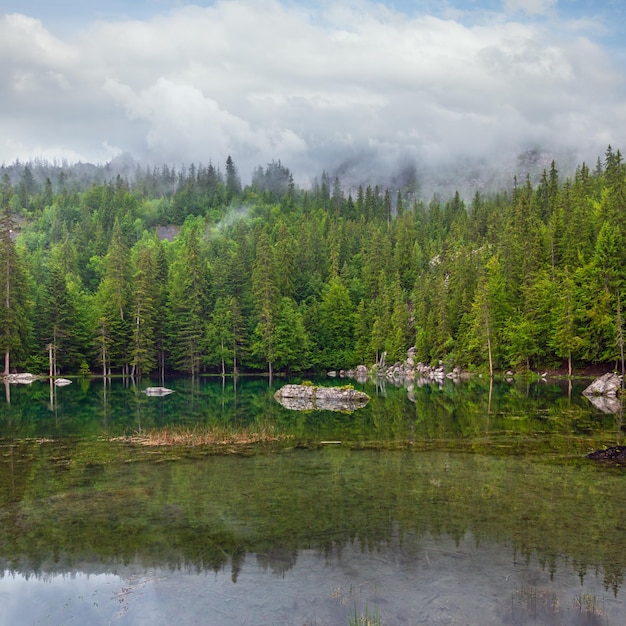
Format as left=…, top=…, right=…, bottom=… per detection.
left=274, top=384, right=370, bottom=412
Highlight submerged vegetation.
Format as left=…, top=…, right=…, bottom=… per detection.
left=1, top=147, right=626, bottom=379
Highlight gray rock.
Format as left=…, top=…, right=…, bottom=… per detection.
left=143, top=386, right=174, bottom=396
left=274, top=384, right=369, bottom=412
left=584, top=394, right=623, bottom=414
left=5, top=373, right=38, bottom=384
left=582, top=373, right=622, bottom=398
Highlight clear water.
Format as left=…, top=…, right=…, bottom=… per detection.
left=0, top=376, right=625, bottom=625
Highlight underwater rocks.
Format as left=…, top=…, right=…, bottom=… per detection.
left=586, top=446, right=626, bottom=463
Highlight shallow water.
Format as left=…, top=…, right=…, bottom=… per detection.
left=3, top=538, right=622, bottom=625
left=1, top=377, right=625, bottom=625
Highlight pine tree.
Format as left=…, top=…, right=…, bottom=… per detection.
left=168, top=226, right=207, bottom=376
left=41, top=264, right=79, bottom=375
left=130, top=244, right=158, bottom=378
left=551, top=268, right=583, bottom=376
left=225, top=156, right=241, bottom=202
left=251, top=232, right=279, bottom=377
left=273, top=297, right=309, bottom=372
left=205, top=296, right=235, bottom=376
left=386, top=277, right=411, bottom=362
left=316, top=276, right=355, bottom=368
left=0, top=176, right=30, bottom=375
left=94, top=219, right=132, bottom=374
left=154, top=239, right=169, bottom=383
left=463, top=254, right=509, bottom=375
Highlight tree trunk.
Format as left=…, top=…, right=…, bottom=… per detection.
left=618, top=292, right=625, bottom=380
left=47, top=343, right=53, bottom=378
left=484, top=302, right=493, bottom=378
left=221, top=339, right=225, bottom=377
left=4, top=235, right=10, bottom=377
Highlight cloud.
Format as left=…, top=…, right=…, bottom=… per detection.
left=103, top=76, right=306, bottom=163
left=0, top=0, right=624, bottom=189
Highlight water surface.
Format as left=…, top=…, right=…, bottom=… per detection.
left=1, top=377, right=624, bottom=625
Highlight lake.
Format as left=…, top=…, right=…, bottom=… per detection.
left=1, top=375, right=625, bottom=625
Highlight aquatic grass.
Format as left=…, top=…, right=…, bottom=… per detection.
left=574, top=592, right=605, bottom=619
left=349, top=603, right=382, bottom=626
left=510, top=585, right=560, bottom=621
left=116, top=422, right=291, bottom=447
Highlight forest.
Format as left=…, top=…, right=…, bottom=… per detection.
left=0, top=147, right=625, bottom=379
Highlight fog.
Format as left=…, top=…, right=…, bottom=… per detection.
left=1, top=0, right=625, bottom=194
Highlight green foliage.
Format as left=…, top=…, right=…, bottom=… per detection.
left=3, top=147, right=626, bottom=374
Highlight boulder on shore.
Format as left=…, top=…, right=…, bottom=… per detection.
left=274, top=384, right=369, bottom=412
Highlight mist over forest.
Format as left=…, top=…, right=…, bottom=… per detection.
left=0, top=142, right=579, bottom=203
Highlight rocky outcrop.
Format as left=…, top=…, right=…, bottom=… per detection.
left=274, top=384, right=369, bottom=412
left=581, top=373, right=623, bottom=413
left=54, top=378, right=72, bottom=386
left=334, top=348, right=469, bottom=389
left=143, top=386, right=174, bottom=396
left=582, top=373, right=622, bottom=397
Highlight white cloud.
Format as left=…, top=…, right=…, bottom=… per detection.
left=0, top=0, right=624, bottom=187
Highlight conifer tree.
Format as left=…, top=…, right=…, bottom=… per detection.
left=42, top=264, right=78, bottom=375
left=0, top=176, right=30, bottom=375
left=205, top=296, right=235, bottom=376
left=225, top=156, right=241, bottom=202
left=317, top=276, right=355, bottom=368
left=130, top=243, right=158, bottom=378
left=94, top=219, right=132, bottom=374
left=168, top=225, right=207, bottom=376
left=251, top=231, right=279, bottom=377
left=386, top=277, right=411, bottom=362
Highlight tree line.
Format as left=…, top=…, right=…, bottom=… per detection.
left=1, top=148, right=625, bottom=378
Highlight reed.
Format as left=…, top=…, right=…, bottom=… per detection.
left=349, top=604, right=382, bottom=626
left=119, top=423, right=290, bottom=447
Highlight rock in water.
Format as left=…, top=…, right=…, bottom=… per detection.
left=274, top=384, right=369, bottom=412
left=582, top=373, right=622, bottom=397
left=5, top=373, right=38, bottom=384
left=586, top=446, right=626, bottom=462
left=143, top=387, right=174, bottom=396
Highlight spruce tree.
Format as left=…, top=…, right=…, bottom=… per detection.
left=0, top=176, right=30, bottom=375
left=251, top=232, right=279, bottom=377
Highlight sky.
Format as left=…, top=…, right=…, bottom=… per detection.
left=1, top=0, right=625, bottom=188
